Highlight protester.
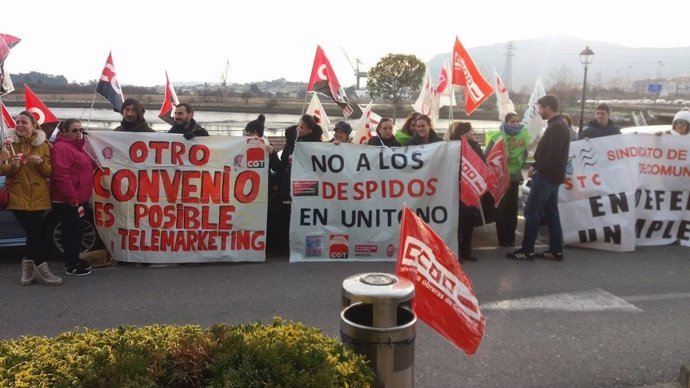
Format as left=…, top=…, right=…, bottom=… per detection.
left=330, top=121, right=352, bottom=144
left=114, top=98, right=155, bottom=132
left=407, top=115, right=442, bottom=145
left=670, top=109, right=690, bottom=135
left=244, top=113, right=280, bottom=183
left=168, top=102, right=209, bottom=139
left=578, top=103, right=621, bottom=139
left=395, top=112, right=420, bottom=146
left=274, top=116, right=323, bottom=253
left=50, top=118, right=95, bottom=276
left=449, top=121, right=484, bottom=262
left=367, top=117, right=401, bottom=147
left=507, top=95, right=570, bottom=261
left=1, top=111, right=62, bottom=285
left=484, top=112, right=531, bottom=247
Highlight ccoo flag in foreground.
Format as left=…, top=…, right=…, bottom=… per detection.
left=307, top=46, right=352, bottom=117
left=96, top=51, right=124, bottom=112
left=396, top=206, right=485, bottom=355
left=24, top=85, right=59, bottom=126
left=158, top=71, right=179, bottom=125
left=485, top=136, right=510, bottom=206
left=451, top=36, right=494, bottom=116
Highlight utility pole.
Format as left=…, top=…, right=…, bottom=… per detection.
left=502, top=41, right=516, bottom=92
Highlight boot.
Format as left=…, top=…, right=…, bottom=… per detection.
left=35, top=262, right=63, bottom=286
left=21, top=259, right=36, bottom=286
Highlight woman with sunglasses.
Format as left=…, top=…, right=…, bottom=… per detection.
left=50, top=118, right=96, bottom=276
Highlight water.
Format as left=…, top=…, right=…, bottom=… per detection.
left=7, top=107, right=501, bottom=137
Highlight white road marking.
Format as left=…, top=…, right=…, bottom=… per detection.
left=622, top=292, right=690, bottom=302
left=481, top=288, right=643, bottom=312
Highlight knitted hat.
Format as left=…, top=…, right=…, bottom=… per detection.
left=334, top=121, right=353, bottom=135
left=672, top=110, right=690, bottom=126
left=245, top=114, right=266, bottom=137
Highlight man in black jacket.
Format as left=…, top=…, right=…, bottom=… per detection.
left=168, top=103, right=209, bottom=139
left=114, top=98, right=155, bottom=132
left=507, top=94, right=570, bottom=261
left=578, top=103, right=621, bottom=139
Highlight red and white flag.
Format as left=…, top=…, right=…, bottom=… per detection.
left=305, top=93, right=332, bottom=140
left=494, top=68, right=515, bottom=121
left=352, top=102, right=381, bottom=144
left=396, top=206, right=485, bottom=355
left=0, top=33, right=20, bottom=96
left=412, top=67, right=439, bottom=125
left=485, top=136, right=510, bottom=206
left=460, top=135, right=495, bottom=207
left=307, top=45, right=352, bottom=117
left=451, top=36, right=494, bottom=116
left=158, top=71, right=179, bottom=125
left=436, top=62, right=457, bottom=108
left=1, top=100, right=15, bottom=128
left=24, top=85, right=59, bottom=126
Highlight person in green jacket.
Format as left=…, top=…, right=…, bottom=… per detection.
left=394, top=112, right=420, bottom=146
left=484, top=112, right=531, bottom=247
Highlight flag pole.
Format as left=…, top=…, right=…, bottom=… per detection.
left=300, top=91, right=310, bottom=118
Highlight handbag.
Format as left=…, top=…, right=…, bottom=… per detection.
left=0, top=183, right=9, bottom=210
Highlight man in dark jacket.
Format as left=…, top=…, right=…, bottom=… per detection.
left=508, top=94, right=570, bottom=261
left=578, top=103, right=620, bottom=139
left=168, top=103, right=209, bottom=139
left=114, top=98, right=155, bottom=132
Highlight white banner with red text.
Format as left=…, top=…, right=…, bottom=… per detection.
left=85, top=132, right=268, bottom=263
left=561, top=134, right=690, bottom=251
left=289, top=141, right=460, bottom=262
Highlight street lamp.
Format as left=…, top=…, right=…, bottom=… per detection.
left=578, top=46, right=594, bottom=136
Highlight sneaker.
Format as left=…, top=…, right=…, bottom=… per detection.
left=65, top=264, right=92, bottom=276
left=506, top=249, right=535, bottom=261
left=536, top=251, right=564, bottom=261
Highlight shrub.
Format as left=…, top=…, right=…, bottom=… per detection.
left=0, top=317, right=373, bottom=388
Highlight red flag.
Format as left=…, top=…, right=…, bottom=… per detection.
left=396, top=206, right=485, bottom=355
left=24, top=85, right=59, bottom=125
left=158, top=71, right=179, bottom=125
left=460, top=136, right=494, bottom=207
left=485, top=137, right=510, bottom=206
left=307, top=45, right=352, bottom=117
left=451, top=36, right=494, bottom=116
left=1, top=101, right=15, bottom=128
left=95, top=51, right=124, bottom=112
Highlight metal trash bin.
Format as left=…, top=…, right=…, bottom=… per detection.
left=340, top=273, right=416, bottom=388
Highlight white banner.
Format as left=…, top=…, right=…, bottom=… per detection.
left=289, top=142, right=460, bottom=262
left=561, top=134, right=690, bottom=251
left=85, top=132, right=268, bottom=263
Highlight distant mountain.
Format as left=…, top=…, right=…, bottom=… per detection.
left=428, top=35, right=690, bottom=92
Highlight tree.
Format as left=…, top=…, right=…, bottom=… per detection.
left=366, top=54, right=425, bottom=119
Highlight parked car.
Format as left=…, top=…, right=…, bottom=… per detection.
left=0, top=175, right=102, bottom=258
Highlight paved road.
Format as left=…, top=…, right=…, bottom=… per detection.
left=1, top=232, right=689, bottom=388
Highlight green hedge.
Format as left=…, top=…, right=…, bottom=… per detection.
left=0, top=317, right=373, bottom=387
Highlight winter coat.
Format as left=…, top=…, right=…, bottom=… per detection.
left=367, top=136, right=401, bottom=147
left=0, top=128, right=52, bottom=210
left=277, top=126, right=323, bottom=201
left=114, top=119, right=155, bottom=132
left=579, top=119, right=621, bottom=139
left=407, top=130, right=443, bottom=145
left=168, top=118, right=209, bottom=137
left=49, top=133, right=95, bottom=205
left=534, top=114, right=571, bottom=184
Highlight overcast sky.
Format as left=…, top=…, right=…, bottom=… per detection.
left=3, top=0, right=688, bottom=87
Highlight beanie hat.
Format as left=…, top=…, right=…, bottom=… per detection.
left=334, top=121, right=353, bottom=135
left=245, top=114, right=266, bottom=137
left=672, top=110, right=690, bottom=126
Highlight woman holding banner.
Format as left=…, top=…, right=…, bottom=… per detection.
left=484, top=112, right=531, bottom=247
left=50, top=118, right=95, bottom=276
left=1, top=111, right=62, bottom=286
left=408, top=115, right=442, bottom=145
left=367, top=117, right=401, bottom=147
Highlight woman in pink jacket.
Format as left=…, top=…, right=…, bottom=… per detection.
left=50, top=118, right=95, bottom=276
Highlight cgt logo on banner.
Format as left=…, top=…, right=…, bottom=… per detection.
left=396, top=206, right=485, bottom=355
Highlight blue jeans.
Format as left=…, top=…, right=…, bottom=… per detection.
left=521, top=172, right=563, bottom=253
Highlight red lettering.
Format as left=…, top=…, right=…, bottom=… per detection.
left=189, top=144, right=210, bottom=166
left=148, top=141, right=170, bottom=164
left=94, top=168, right=111, bottom=198
left=234, top=170, right=260, bottom=203
left=129, top=141, right=148, bottom=163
